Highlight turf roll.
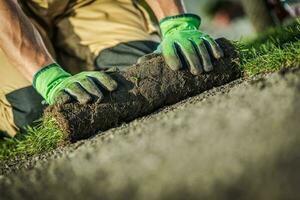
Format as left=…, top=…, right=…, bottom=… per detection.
left=46, top=38, right=241, bottom=141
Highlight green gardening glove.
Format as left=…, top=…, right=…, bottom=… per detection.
left=159, top=14, right=224, bottom=75
left=33, top=63, right=118, bottom=105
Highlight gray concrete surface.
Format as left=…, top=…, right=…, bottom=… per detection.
left=0, top=68, right=300, bottom=200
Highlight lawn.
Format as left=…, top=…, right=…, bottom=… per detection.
left=239, top=19, right=300, bottom=76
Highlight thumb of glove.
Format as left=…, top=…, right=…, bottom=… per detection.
left=137, top=45, right=162, bottom=64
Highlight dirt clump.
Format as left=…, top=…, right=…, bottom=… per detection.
left=47, top=38, right=240, bottom=141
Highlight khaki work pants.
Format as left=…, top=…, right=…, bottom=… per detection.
left=0, top=0, right=158, bottom=137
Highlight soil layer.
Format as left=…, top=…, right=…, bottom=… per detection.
left=1, top=67, right=300, bottom=200
left=47, top=38, right=240, bottom=141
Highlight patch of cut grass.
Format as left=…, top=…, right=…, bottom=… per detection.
left=238, top=40, right=300, bottom=76
left=238, top=19, right=300, bottom=76
left=0, top=118, right=65, bottom=160
left=0, top=20, right=299, bottom=160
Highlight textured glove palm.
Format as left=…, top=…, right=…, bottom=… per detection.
left=33, top=64, right=117, bottom=105
left=141, top=14, right=224, bottom=75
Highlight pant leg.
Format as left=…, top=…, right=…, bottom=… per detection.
left=95, top=40, right=159, bottom=71
left=0, top=49, right=45, bottom=137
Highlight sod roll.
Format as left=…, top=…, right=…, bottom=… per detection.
left=46, top=38, right=241, bottom=141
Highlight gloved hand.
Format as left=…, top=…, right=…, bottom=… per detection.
left=33, top=63, right=118, bottom=105
left=139, top=14, right=224, bottom=75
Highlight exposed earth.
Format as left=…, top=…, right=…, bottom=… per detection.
left=0, top=65, right=299, bottom=199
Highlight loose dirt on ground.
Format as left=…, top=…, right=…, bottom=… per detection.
left=0, top=66, right=299, bottom=200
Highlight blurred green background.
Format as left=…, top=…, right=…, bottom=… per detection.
left=184, top=0, right=254, bottom=40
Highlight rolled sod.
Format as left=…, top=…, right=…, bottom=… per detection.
left=46, top=38, right=241, bottom=141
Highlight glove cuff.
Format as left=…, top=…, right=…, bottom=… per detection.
left=33, top=63, right=71, bottom=103
left=159, top=14, right=201, bottom=37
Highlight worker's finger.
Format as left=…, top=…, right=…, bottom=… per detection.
left=194, top=39, right=213, bottom=72
left=87, top=72, right=118, bottom=92
left=65, top=82, right=92, bottom=104
left=203, top=36, right=224, bottom=59
left=177, top=40, right=203, bottom=75
left=162, top=41, right=182, bottom=71
left=78, top=78, right=104, bottom=101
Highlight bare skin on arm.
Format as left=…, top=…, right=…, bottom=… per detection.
left=0, top=0, right=54, bottom=82
left=145, top=0, right=186, bottom=20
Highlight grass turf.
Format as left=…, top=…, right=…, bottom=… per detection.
left=239, top=40, right=300, bottom=76
left=0, top=118, right=65, bottom=160
left=239, top=19, right=300, bottom=76
left=0, top=20, right=299, bottom=160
